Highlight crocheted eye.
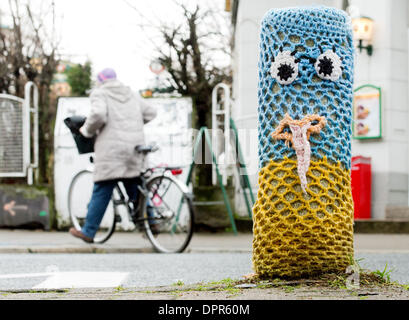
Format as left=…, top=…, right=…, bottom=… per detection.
left=314, top=48, right=343, bottom=81
left=270, top=50, right=299, bottom=85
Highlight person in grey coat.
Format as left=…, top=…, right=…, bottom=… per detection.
left=69, top=68, right=157, bottom=243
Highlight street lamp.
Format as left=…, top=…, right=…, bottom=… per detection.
left=352, top=16, right=374, bottom=56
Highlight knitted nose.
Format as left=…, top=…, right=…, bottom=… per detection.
left=289, top=123, right=311, bottom=193
left=271, top=113, right=326, bottom=193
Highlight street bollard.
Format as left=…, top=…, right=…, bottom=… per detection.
left=252, top=6, right=355, bottom=278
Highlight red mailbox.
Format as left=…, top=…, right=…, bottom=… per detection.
left=351, top=156, right=371, bottom=219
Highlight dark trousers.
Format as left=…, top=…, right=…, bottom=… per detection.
left=81, top=177, right=141, bottom=238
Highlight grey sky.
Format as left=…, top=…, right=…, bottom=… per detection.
left=56, top=0, right=178, bottom=90
left=1, top=0, right=228, bottom=90
left=55, top=0, right=226, bottom=90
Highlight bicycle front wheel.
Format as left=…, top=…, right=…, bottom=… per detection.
left=143, top=175, right=194, bottom=253
left=68, top=170, right=116, bottom=244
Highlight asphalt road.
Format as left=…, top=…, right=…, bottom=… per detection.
left=0, top=252, right=408, bottom=291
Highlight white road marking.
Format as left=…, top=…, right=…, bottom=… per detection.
left=32, top=272, right=129, bottom=289
left=0, top=273, right=52, bottom=279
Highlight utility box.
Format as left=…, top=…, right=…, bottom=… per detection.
left=54, top=96, right=192, bottom=230
left=351, top=156, right=372, bottom=219
left=54, top=97, right=96, bottom=228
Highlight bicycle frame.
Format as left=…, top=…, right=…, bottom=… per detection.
left=111, top=168, right=192, bottom=227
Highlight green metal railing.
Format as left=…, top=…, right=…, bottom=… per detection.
left=230, top=118, right=255, bottom=219
left=185, top=126, right=238, bottom=234
left=182, top=118, right=255, bottom=235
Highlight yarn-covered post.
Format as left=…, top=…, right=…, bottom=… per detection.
left=252, top=6, right=355, bottom=278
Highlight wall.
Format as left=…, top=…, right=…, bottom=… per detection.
left=232, top=0, right=344, bottom=216
left=349, top=0, right=409, bottom=219
left=232, top=0, right=409, bottom=219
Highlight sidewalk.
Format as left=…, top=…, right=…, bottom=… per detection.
left=2, top=275, right=409, bottom=300
left=0, top=229, right=409, bottom=253
left=0, top=230, right=252, bottom=253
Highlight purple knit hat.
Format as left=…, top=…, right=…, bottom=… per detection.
left=97, top=68, right=117, bottom=83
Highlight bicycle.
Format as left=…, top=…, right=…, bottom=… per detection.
left=68, top=145, right=195, bottom=253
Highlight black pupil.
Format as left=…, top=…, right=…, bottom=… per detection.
left=318, top=56, right=334, bottom=76
left=277, top=63, right=295, bottom=81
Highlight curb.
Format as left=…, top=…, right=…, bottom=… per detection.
left=0, top=247, right=155, bottom=254
left=234, top=218, right=409, bottom=234
left=0, top=246, right=253, bottom=254
left=354, top=219, right=409, bottom=234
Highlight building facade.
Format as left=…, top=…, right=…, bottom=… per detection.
left=231, top=0, right=409, bottom=220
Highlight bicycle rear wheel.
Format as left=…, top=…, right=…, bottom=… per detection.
left=143, top=175, right=194, bottom=253
left=68, top=170, right=116, bottom=244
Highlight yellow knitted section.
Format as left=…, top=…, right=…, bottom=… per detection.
left=252, top=157, right=354, bottom=278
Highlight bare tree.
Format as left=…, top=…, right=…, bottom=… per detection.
left=0, top=0, right=60, bottom=184
left=125, top=0, right=232, bottom=185
left=126, top=0, right=231, bottom=127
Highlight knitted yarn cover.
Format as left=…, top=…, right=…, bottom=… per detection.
left=252, top=6, right=355, bottom=278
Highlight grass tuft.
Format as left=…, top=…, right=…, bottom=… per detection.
left=172, top=280, right=185, bottom=286
left=372, top=263, right=395, bottom=283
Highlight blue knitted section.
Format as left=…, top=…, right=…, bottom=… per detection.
left=257, top=6, right=354, bottom=170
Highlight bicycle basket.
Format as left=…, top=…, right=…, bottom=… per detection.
left=64, top=116, right=95, bottom=154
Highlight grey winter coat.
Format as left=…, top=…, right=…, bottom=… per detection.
left=80, top=80, right=157, bottom=182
